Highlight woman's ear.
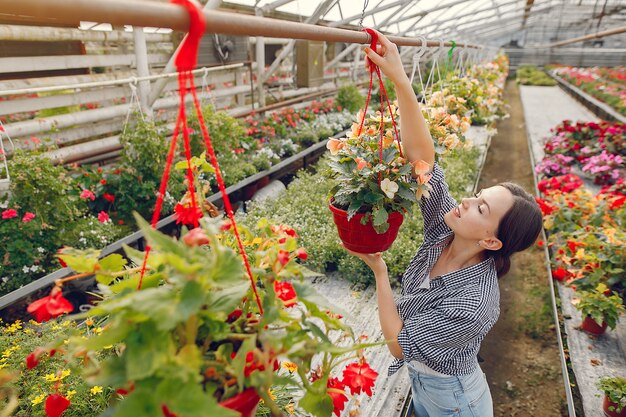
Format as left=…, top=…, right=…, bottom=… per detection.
left=478, top=237, right=503, bottom=251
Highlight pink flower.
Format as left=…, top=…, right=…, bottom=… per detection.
left=97, top=211, right=109, bottom=223
left=22, top=212, right=35, bottom=222
left=80, top=189, right=96, bottom=200
left=2, top=209, right=17, bottom=219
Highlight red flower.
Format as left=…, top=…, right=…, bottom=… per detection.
left=277, top=250, right=290, bottom=266
left=22, top=212, right=35, bottom=222
left=567, top=240, right=585, bottom=255
left=161, top=404, right=179, bottom=417
left=327, top=377, right=348, bottom=417
left=535, top=197, right=556, bottom=216
left=102, top=193, right=116, bottom=203
left=609, top=195, right=626, bottom=210
left=99, top=179, right=107, bottom=185
left=182, top=228, right=210, bottom=246
left=27, top=287, right=74, bottom=323
left=342, top=361, right=379, bottom=396
left=26, top=350, right=43, bottom=369
left=536, top=240, right=544, bottom=249
left=552, top=267, right=569, bottom=282
left=80, top=189, right=95, bottom=200
left=227, top=308, right=242, bottom=323
left=115, top=382, right=135, bottom=396
left=2, top=209, right=17, bottom=219
left=97, top=211, right=109, bottom=223
left=173, top=203, right=202, bottom=226
left=274, top=280, right=297, bottom=307
left=45, top=393, right=70, bottom=417
left=295, top=248, right=308, bottom=261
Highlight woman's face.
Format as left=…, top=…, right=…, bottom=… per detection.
left=444, top=186, right=514, bottom=249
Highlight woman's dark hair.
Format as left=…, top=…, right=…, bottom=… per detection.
left=490, top=182, right=543, bottom=277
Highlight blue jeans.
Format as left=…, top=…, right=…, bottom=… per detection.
left=407, top=362, right=493, bottom=417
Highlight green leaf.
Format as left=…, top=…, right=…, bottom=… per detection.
left=125, top=322, right=173, bottom=380
left=364, top=192, right=383, bottom=204
left=134, top=213, right=187, bottom=258
left=156, top=379, right=238, bottom=417
left=299, top=379, right=334, bottom=417
left=372, top=206, right=389, bottom=226
left=96, top=253, right=128, bottom=284
left=107, top=387, right=160, bottom=417
left=109, top=271, right=163, bottom=293
left=59, top=248, right=101, bottom=273
left=206, top=281, right=250, bottom=315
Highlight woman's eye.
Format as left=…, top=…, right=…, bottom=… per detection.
left=478, top=205, right=483, bottom=214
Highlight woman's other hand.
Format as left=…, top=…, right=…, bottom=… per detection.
left=363, top=29, right=407, bottom=85
left=341, top=243, right=388, bottom=276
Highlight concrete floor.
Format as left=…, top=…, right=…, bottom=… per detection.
left=520, top=85, right=626, bottom=417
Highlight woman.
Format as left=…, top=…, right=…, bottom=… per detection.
left=345, top=31, right=543, bottom=417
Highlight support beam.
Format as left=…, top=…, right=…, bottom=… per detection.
left=328, top=0, right=412, bottom=27
left=534, top=24, right=626, bottom=48
left=133, top=27, right=153, bottom=117
left=0, top=24, right=169, bottom=42
left=260, top=0, right=336, bottom=84
left=0, top=0, right=479, bottom=48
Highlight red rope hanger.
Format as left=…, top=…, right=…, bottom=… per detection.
left=138, top=0, right=263, bottom=315
left=356, top=28, right=403, bottom=185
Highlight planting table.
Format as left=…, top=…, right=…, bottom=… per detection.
left=521, top=84, right=626, bottom=417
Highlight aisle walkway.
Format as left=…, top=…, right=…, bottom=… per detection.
left=478, top=80, right=567, bottom=416
left=520, top=85, right=626, bottom=417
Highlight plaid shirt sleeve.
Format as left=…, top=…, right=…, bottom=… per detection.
left=418, top=162, right=457, bottom=243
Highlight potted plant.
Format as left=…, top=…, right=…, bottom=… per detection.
left=598, top=376, right=626, bottom=417
left=325, top=105, right=430, bottom=253
left=24, top=214, right=380, bottom=417
left=574, top=283, right=625, bottom=335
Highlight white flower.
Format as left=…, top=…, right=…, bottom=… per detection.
left=37, top=247, right=45, bottom=253
left=380, top=178, right=398, bottom=199
left=2, top=277, right=8, bottom=283
left=22, top=266, right=30, bottom=274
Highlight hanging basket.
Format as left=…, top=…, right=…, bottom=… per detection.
left=329, top=200, right=404, bottom=254
left=219, top=388, right=260, bottom=417
left=581, top=315, right=607, bottom=335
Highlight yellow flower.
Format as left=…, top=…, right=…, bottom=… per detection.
left=66, top=390, right=77, bottom=399
left=60, top=369, right=71, bottom=380
left=282, top=361, right=298, bottom=373
left=44, top=373, right=59, bottom=382
left=91, top=386, right=103, bottom=395
left=85, top=318, right=94, bottom=326
left=93, top=327, right=103, bottom=334
left=286, top=402, right=295, bottom=415
left=31, top=394, right=45, bottom=405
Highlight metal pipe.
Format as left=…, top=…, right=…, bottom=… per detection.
left=0, top=0, right=478, bottom=48
left=533, top=24, right=626, bottom=48
left=0, top=24, right=169, bottom=42
left=133, top=27, right=153, bottom=117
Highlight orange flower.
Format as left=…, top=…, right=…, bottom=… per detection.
left=326, top=138, right=345, bottom=155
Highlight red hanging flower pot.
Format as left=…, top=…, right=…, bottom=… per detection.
left=329, top=200, right=404, bottom=254
left=219, top=388, right=260, bottom=417
left=603, top=395, right=626, bottom=417
left=581, top=315, right=608, bottom=335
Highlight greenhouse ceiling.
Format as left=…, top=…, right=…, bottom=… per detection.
left=223, top=0, right=626, bottom=47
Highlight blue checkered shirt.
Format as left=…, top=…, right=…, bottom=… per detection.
left=388, top=163, right=500, bottom=376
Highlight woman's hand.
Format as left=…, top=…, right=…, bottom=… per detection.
left=363, top=29, right=408, bottom=86
left=341, top=244, right=388, bottom=276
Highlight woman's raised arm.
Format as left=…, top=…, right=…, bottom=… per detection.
left=363, top=30, right=435, bottom=168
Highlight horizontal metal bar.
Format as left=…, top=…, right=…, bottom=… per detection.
left=0, top=0, right=480, bottom=48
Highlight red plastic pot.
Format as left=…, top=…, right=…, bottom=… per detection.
left=219, top=388, right=260, bottom=417
left=581, top=315, right=608, bottom=335
left=329, top=200, right=404, bottom=254
left=603, top=395, right=626, bottom=417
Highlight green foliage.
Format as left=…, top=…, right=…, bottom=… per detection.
left=116, top=116, right=186, bottom=225
left=187, top=105, right=250, bottom=157
left=598, top=376, right=626, bottom=413
left=243, top=148, right=479, bottom=285
left=0, top=318, right=110, bottom=417
left=516, top=65, right=556, bottom=86
left=575, top=283, right=625, bottom=330
left=336, top=85, right=365, bottom=114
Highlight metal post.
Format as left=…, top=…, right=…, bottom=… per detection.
left=255, top=8, right=266, bottom=107
left=132, top=26, right=153, bottom=118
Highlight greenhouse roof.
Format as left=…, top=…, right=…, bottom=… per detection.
left=225, top=0, right=626, bottom=47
